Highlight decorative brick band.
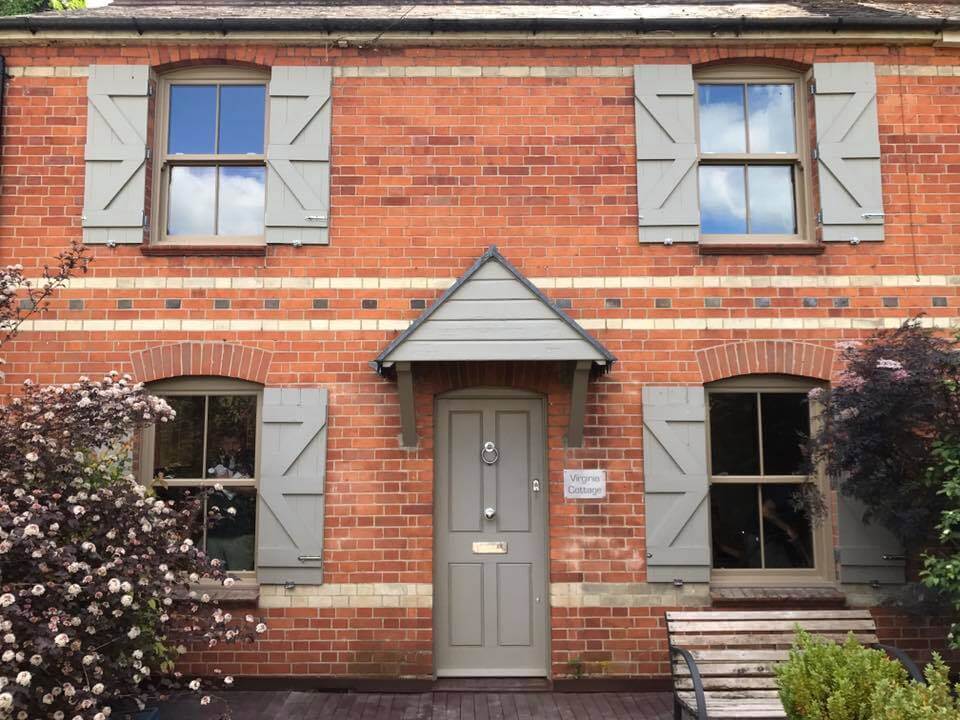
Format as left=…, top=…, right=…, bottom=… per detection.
left=258, top=583, right=433, bottom=609
left=130, top=341, right=272, bottom=384
left=697, top=340, right=835, bottom=383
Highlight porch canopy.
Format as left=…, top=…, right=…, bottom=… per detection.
left=373, top=246, right=615, bottom=447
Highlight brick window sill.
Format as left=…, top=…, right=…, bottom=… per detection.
left=699, top=244, right=825, bottom=256
left=140, top=245, right=267, bottom=258
left=172, top=584, right=260, bottom=604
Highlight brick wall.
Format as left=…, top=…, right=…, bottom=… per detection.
left=2, top=39, right=960, bottom=678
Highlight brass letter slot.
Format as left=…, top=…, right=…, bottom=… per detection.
left=472, top=541, right=507, bottom=554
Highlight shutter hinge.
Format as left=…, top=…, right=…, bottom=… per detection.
left=811, top=147, right=819, bottom=161
left=142, top=212, right=149, bottom=229
left=145, top=147, right=151, bottom=161
left=809, top=81, right=816, bottom=95
left=672, top=578, right=684, bottom=588
left=816, top=210, right=823, bottom=225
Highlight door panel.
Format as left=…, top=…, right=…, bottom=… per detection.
left=435, top=395, right=547, bottom=677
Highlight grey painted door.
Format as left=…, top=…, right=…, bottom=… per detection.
left=435, top=394, right=548, bottom=677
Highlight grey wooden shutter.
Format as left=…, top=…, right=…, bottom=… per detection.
left=634, top=65, right=699, bottom=244
left=642, top=386, right=710, bottom=583
left=257, top=388, right=328, bottom=584
left=837, top=493, right=905, bottom=585
left=265, top=67, right=332, bottom=246
left=813, top=62, right=884, bottom=242
left=82, top=65, right=149, bottom=245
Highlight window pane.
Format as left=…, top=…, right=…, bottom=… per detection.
left=168, top=166, right=216, bottom=236
left=748, top=165, right=796, bottom=235
left=698, top=84, right=746, bottom=153
left=152, top=486, right=204, bottom=547
left=711, top=484, right=761, bottom=569
left=710, top=393, right=760, bottom=475
left=206, top=395, right=257, bottom=480
left=761, top=393, right=810, bottom=475
left=217, top=167, right=266, bottom=236
left=218, top=85, right=266, bottom=155
left=168, top=85, right=217, bottom=155
left=761, top=484, right=814, bottom=568
left=699, top=165, right=747, bottom=234
left=206, top=487, right=257, bottom=572
left=748, top=84, right=796, bottom=153
left=153, top=396, right=205, bottom=480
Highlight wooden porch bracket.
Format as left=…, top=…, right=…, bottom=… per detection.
left=566, top=360, right=593, bottom=448
left=396, top=361, right=418, bottom=449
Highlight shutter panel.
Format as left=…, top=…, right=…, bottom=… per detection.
left=642, top=386, right=711, bottom=583
left=837, top=493, right=905, bottom=585
left=257, top=388, right=328, bottom=584
left=82, top=65, right=149, bottom=245
left=634, top=65, right=699, bottom=244
left=814, top=62, right=884, bottom=242
left=265, top=67, right=332, bottom=246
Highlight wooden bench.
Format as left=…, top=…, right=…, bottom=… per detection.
left=666, top=609, right=924, bottom=720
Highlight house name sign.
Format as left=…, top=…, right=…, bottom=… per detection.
left=563, top=469, right=606, bottom=500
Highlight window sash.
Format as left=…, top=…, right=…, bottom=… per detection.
left=153, top=69, right=269, bottom=246
left=695, top=70, right=810, bottom=244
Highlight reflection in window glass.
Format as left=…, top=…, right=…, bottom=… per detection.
left=748, top=166, right=796, bottom=235
left=761, top=393, right=810, bottom=475
left=153, top=396, right=205, bottom=479
left=217, top=167, right=266, bottom=236
left=206, top=487, right=257, bottom=571
left=710, top=393, right=760, bottom=475
left=698, top=84, right=746, bottom=153
left=711, top=484, right=761, bottom=569
left=168, top=166, right=216, bottom=236
left=748, top=84, right=796, bottom=153
left=153, top=486, right=205, bottom=547
left=699, top=165, right=747, bottom=235
left=206, top=395, right=258, bottom=479
left=168, top=85, right=217, bottom=155
left=218, top=85, right=266, bottom=155
left=761, top=484, right=814, bottom=568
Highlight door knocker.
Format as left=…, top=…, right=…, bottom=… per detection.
left=481, top=441, right=499, bottom=465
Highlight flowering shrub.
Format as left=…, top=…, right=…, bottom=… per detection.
left=807, top=321, right=960, bottom=550
left=0, top=244, right=265, bottom=719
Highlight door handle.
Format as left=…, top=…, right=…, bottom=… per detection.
left=484, top=507, right=497, bottom=520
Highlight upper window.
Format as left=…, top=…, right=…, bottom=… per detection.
left=140, top=377, right=260, bottom=574
left=155, top=68, right=268, bottom=245
left=696, top=66, right=810, bottom=244
left=707, top=376, right=832, bottom=583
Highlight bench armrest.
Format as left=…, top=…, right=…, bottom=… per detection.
left=872, top=643, right=925, bottom=684
left=670, top=645, right=708, bottom=720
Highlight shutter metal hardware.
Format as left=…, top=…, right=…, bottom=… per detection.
left=882, top=554, right=905, bottom=562
left=647, top=552, right=653, bottom=559
left=673, top=578, right=684, bottom=587
left=297, top=555, right=323, bottom=562
left=849, top=236, right=861, bottom=245
left=284, top=580, right=296, bottom=590
left=106, top=240, right=117, bottom=249
left=861, top=212, right=885, bottom=219
left=305, top=215, right=327, bottom=222
left=816, top=210, right=823, bottom=224
left=663, top=237, right=674, bottom=246
left=812, top=147, right=819, bottom=161
left=145, top=147, right=151, bottom=161
left=809, top=82, right=816, bottom=95
left=292, top=239, right=303, bottom=248
left=532, top=478, right=541, bottom=493
left=871, top=580, right=881, bottom=589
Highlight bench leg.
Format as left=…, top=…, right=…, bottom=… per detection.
left=673, top=696, right=682, bottom=720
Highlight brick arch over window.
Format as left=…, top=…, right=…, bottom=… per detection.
left=131, top=342, right=272, bottom=384
left=696, top=340, right=835, bottom=383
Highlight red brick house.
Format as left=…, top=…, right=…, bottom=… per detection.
left=1, top=0, right=958, bottom=684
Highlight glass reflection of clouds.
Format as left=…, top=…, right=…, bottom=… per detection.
left=699, top=165, right=746, bottom=235
left=698, top=84, right=746, bottom=154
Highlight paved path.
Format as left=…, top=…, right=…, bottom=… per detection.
left=160, top=690, right=675, bottom=719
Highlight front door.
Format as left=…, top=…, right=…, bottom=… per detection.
left=435, top=392, right=548, bottom=677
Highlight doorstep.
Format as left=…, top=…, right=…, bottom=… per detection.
left=710, top=586, right=847, bottom=608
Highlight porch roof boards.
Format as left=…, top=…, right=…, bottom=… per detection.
left=373, top=246, right=615, bottom=448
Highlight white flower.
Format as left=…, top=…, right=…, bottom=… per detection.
left=0, top=594, right=14, bottom=608
left=24, top=452, right=38, bottom=463
left=188, top=679, right=201, bottom=691
left=226, top=507, right=237, bottom=515
left=107, top=578, right=121, bottom=593
left=255, top=623, right=267, bottom=634
left=201, top=594, right=211, bottom=603
left=15, top=671, right=31, bottom=687
left=127, top=626, right=141, bottom=640
left=31, top=584, right=45, bottom=596
left=0, top=694, right=12, bottom=711
left=22, top=525, right=40, bottom=537
left=132, top=649, right=143, bottom=660
left=29, top=655, right=41, bottom=667
left=0, top=651, right=11, bottom=662
left=72, top=505, right=85, bottom=516
left=82, top=655, right=95, bottom=666
left=54, top=633, right=70, bottom=647
left=120, top=595, right=133, bottom=607
left=91, top=683, right=104, bottom=695
left=223, top=577, right=236, bottom=587
left=200, top=696, right=211, bottom=706
left=2, top=634, right=14, bottom=644
left=121, top=581, right=132, bottom=592
left=66, top=584, right=81, bottom=597
left=224, top=676, right=234, bottom=685
left=94, top=715, right=106, bottom=720
left=213, top=483, right=224, bottom=491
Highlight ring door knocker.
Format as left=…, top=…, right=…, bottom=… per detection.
left=481, top=441, right=499, bottom=465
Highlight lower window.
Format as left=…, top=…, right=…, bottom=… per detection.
left=707, top=378, right=831, bottom=582
left=141, top=378, right=260, bottom=574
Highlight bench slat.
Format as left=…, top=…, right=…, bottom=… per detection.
left=676, top=678, right=780, bottom=691
left=669, top=632, right=877, bottom=647
left=674, top=662, right=777, bottom=676
left=668, top=610, right=871, bottom=622
left=669, top=619, right=877, bottom=633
